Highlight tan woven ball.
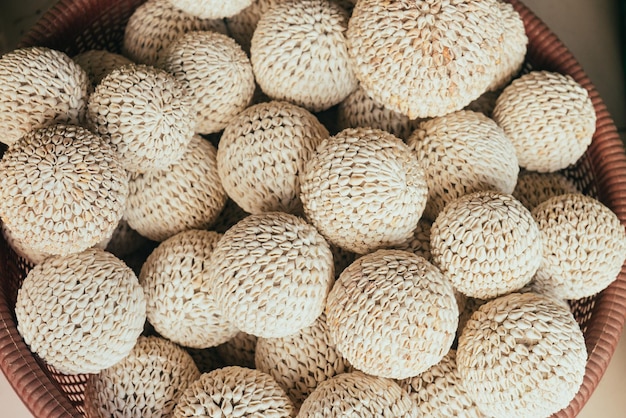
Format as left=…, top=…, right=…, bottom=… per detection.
left=513, top=170, right=580, bottom=210
left=173, top=366, right=295, bottom=418
left=168, top=0, right=253, bottom=19
left=326, top=249, right=458, bottom=379
left=300, top=127, right=428, bottom=254
left=73, top=49, right=133, bottom=90
left=250, top=0, right=357, bottom=112
left=217, top=100, right=329, bottom=215
left=298, top=371, right=420, bottom=417
left=123, top=0, right=227, bottom=65
left=208, top=212, right=334, bottom=338
left=531, top=193, right=626, bottom=300
left=0, top=46, right=89, bottom=146
left=391, top=219, right=432, bottom=261
left=492, top=70, right=596, bottom=172
left=457, top=292, right=587, bottom=418
left=215, top=332, right=258, bottom=369
left=14, top=248, right=146, bottom=375
left=0, top=124, right=128, bottom=257
left=84, top=335, right=200, bottom=418
left=487, top=1, right=527, bottom=91
left=407, top=110, right=519, bottom=221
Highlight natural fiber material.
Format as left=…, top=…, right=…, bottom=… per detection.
left=300, top=127, right=428, bottom=254
left=84, top=335, right=200, bottom=418
left=532, top=193, right=626, bottom=300
left=215, top=332, right=258, bottom=369
left=492, top=70, right=596, bottom=172
left=125, top=134, right=227, bottom=242
left=326, top=249, right=458, bottom=379
left=513, top=170, right=580, bottom=210
left=407, top=110, right=519, bottom=221
left=173, top=366, right=295, bottom=417
left=0, top=47, right=89, bottom=146
left=0, top=124, right=128, bottom=256
left=168, top=0, right=253, bottom=19
left=123, top=0, right=227, bottom=65
left=159, top=31, right=255, bottom=134
left=217, top=100, right=329, bottom=214
left=208, top=212, right=334, bottom=338
left=72, top=49, right=133, bottom=90
left=14, top=248, right=146, bottom=375
left=457, top=292, right=587, bottom=418
left=487, top=1, right=527, bottom=91
left=139, top=229, right=239, bottom=348
left=298, top=371, right=420, bottom=417
left=251, top=0, right=357, bottom=112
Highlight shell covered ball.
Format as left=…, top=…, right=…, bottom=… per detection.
left=298, top=371, right=420, bottom=417
left=457, top=292, right=587, bottom=418
left=300, top=127, right=428, bottom=254
left=531, top=193, right=626, bottom=300
left=0, top=46, right=89, bottom=146
left=0, top=124, right=128, bottom=257
left=84, top=335, right=200, bottom=418
left=15, top=248, right=146, bottom=375
left=215, top=332, right=258, bottom=369
left=72, top=49, right=133, bottom=90
left=208, top=212, right=334, bottom=338
left=487, top=1, right=527, bottom=91
left=492, top=71, right=596, bottom=172
left=217, top=100, right=329, bottom=215
left=168, top=0, right=253, bottom=19
left=407, top=110, right=519, bottom=221
left=250, top=0, right=357, bottom=112
left=431, top=191, right=542, bottom=299
left=513, top=170, right=580, bottom=210
left=391, top=219, right=432, bottom=261
left=326, top=249, right=458, bottom=379
left=173, top=366, right=295, bottom=418
left=123, top=0, right=227, bottom=66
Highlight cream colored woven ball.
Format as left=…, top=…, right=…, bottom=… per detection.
left=15, top=248, right=146, bottom=375
left=513, top=170, right=580, bottom=210
left=84, top=335, right=200, bottom=418
left=487, top=1, right=527, bottom=91
left=73, top=49, right=133, bottom=90
left=217, top=100, right=329, bottom=215
left=0, top=47, right=89, bottom=146
left=168, top=0, right=253, bottom=19
left=300, top=127, right=428, bottom=254
left=391, top=219, right=432, bottom=261
left=215, top=332, right=258, bottom=369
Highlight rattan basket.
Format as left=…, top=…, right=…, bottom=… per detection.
left=1, top=0, right=625, bottom=416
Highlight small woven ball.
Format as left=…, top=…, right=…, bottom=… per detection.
left=215, top=332, right=258, bottom=369
left=457, top=292, right=587, bottom=418
left=391, top=219, right=432, bottom=261
left=531, top=193, right=626, bottom=300
left=84, top=335, right=200, bottom=418
left=173, top=366, right=295, bottom=417
left=326, top=249, right=458, bottom=379
left=123, top=0, right=227, bottom=65
left=0, top=124, right=128, bottom=256
left=0, top=46, right=89, bottom=146
left=407, top=110, right=519, bottom=220
left=250, top=0, right=357, bottom=112
left=492, top=70, right=596, bottom=172
left=513, top=170, right=580, bottom=210
left=168, top=0, right=253, bottom=19
left=73, top=49, right=133, bottom=90
left=298, top=371, right=420, bottom=417
left=15, top=248, right=146, bottom=375
left=487, top=1, right=527, bottom=91
left=300, top=127, right=428, bottom=254
left=217, top=100, right=329, bottom=215
left=208, top=212, right=334, bottom=338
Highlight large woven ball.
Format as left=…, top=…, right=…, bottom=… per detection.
left=15, top=248, right=146, bottom=375
left=513, top=170, right=580, bottom=210
left=168, top=0, right=253, bottom=19
left=73, top=49, right=133, bottom=90
left=208, top=212, right=334, bottom=338
left=300, top=127, right=428, bottom=254
left=84, top=336, right=200, bottom=418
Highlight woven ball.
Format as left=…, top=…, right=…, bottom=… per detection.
left=407, top=110, right=519, bottom=221
left=347, top=0, right=505, bottom=119
left=1, top=223, right=51, bottom=265
left=513, top=170, right=580, bottom=210
left=211, top=199, right=250, bottom=234
left=123, top=0, right=227, bottom=65
left=168, top=0, right=253, bottom=19
left=326, top=249, right=458, bottom=379
left=0, top=46, right=89, bottom=146
left=73, top=49, right=133, bottom=90
left=492, top=70, right=596, bottom=172
left=15, top=248, right=146, bottom=375
left=300, top=127, right=428, bottom=254
left=215, top=332, right=258, bottom=369
left=173, top=366, right=295, bottom=417
left=457, top=292, right=587, bottom=418
left=0, top=124, right=128, bottom=257
left=531, top=193, right=626, bottom=300
left=217, top=100, right=329, bottom=215
left=208, top=212, right=334, bottom=338
left=250, top=0, right=357, bottom=112
left=298, top=371, right=420, bottom=417
left=487, top=1, right=527, bottom=91
left=84, top=335, right=200, bottom=418
left=391, top=219, right=432, bottom=261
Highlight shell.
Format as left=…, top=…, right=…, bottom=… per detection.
left=217, top=100, right=329, bottom=215
left=513, top=170, right=580, bottom=210
left=215, top=332, right=258, bottom=369
left=0, top=46, right=89, bottom=146
left=300, top=127, right=428, bottom=254
left=72, top=49, right=133, bottom=90
left=169, top=0, right=253, bottom=19
left=487, top=1, right=527, bottom=91
left=14, top=248, right=146, bottom=375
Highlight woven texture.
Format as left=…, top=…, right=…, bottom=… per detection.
left=513, top=171, right=580, bottom=210
left=168, top=0, right=253, bottom=19
left=72, top=49, right=132, bottom=90
left=215, top=332, right=258, bottom=369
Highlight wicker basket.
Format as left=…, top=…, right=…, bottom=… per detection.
left=1, top=0, right=625, bottom=416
